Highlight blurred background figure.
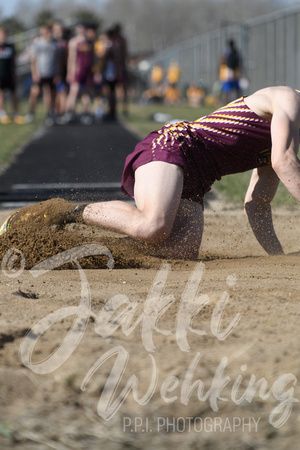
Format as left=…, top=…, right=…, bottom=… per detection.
left=100, top=28, right=118, bottom=121
left=151, top=64, right=164, bottom=86
left=142, top=63, right=164, bottom=103
left=60, top=23, right=94, bottom=124
left=93, top=32, right=107, bottom=120
left=112, top=23, right=129, bottom=117
left=92, top=23, right=129, bottom=121
left=52, top=20, right=69, bottom=117
left=219, top=39, right=241, bottom=104
left=186, top=83, right=205, bottom=107
left=25, top=23, right=59, bottom=125
left=166, top=60, right=181, bottom=86
left=0, top=27, right=23, bottom=124
left=164, top=60, right=182, bottom=104
left=163, top=83, right=181, bottom=105
left=85, top=23, right=97, bottom=44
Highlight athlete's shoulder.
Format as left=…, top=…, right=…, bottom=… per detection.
left=244, top=86, right=300, bottom=120
left=252, top=86, right=300, bottom=103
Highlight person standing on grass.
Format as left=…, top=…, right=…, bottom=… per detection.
left=219, top=39, right=241, bottom=104
left=100, top=28, right=118, bottom=121
left=112, top=23, right=129, bottom=117
left=59, top=23, right=94, bottom=124
left=1, top=86, right=300, bottom=260
left=25, top=23, right=60, bottom=126
left=52, top=21, right=69, bottom=117
left=0, top=27, right=23, bottom=124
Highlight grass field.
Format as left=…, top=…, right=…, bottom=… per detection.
left=0, top=102, right=45, bottom=171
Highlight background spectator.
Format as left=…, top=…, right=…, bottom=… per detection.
left=112, top=23, right=129, bottom=117
left=52, top=20, right=69, bottom=116
left=219, top=39, right=241, bottom=103
left=0, top=27, right=23, bottom=124
left=60, top=23, right=94, bottom=124
left=25, top=23, right=59, bottom=125
left=101, top=28, right=118, bottom=121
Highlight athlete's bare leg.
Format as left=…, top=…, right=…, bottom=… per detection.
left=27, top=84, right=40, bottom=113
left=11, top=91, right=19, bottom=113
left=83, top=162, right=183, bottom=240
left=42, top=84, right=56, bottom=114
left=83, top=161, right=203, bottom=259
left=66, top=82, right=80, bottom=111
left=81, top=91, right=91, bottom=113
left=0, top=162, right=203, bottom=259
left=0, top=89, right=4, bottom=111
left=142, top=198, right=203, bottom=259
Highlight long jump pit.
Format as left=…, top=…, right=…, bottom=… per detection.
left=0, top=201, right=299, bottom=449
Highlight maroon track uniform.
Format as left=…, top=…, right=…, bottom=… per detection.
left=122, top=96, right=272, bottom=203
left=73, top=39, right=93, bottom=85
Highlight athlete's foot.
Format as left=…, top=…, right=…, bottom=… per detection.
left=0, top=198, right=87, bottom=235
left=0, top=210, right=22, bottom=235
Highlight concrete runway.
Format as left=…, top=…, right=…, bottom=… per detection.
left=0, top=119, right=139, bottom=206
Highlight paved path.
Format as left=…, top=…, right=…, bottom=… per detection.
left=0, top=120, right=139, bottom=205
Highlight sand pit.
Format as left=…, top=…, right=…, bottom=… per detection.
left=0, top=204, right=300, bottom=449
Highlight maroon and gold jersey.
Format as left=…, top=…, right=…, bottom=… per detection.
left=74, top=39, right=93, bottom=84
left=121, top=97, right=272, bottom=203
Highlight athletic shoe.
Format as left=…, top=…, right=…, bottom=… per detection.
left=0, top=205, right=41, bottom=235
left=0, top=210, right=21, bottom=235
left=0, top=115, right=11, bottom=124
left=45, top=113, right=56, bottom=127
left=24, top=113, right=35, bottom=124
left=0, top=199, right=86, bottom=236
left=80, top=113, right=93, bottom=126
left=13, top=114, right=25, bottom=125
left=57, top=111, right=76, bottom=125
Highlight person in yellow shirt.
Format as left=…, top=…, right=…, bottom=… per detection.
left=167, top=61, right=181, bottom=85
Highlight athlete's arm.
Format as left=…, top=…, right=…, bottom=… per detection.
left=244, top=166, right=284, bottom=255
left=66, top=38, right=76, bottom=83
left=270, top=89, right=300, bottom=201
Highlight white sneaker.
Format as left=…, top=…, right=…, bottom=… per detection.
left=45, top=113, right=56, bottom=126
left=80, top=113, right=93, bottom=126
left=57, top=111, right=76, bottom=125
left=24, top=113, right=35, bottom=124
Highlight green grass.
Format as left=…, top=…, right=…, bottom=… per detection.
left=214, top=172, right=297, bottom=207
left=0, top=101, right=45, bottom=169
left=123, top=101, right=298, bottom=208
left=122, top=101, right=214, bottom=138
left=0, top=423, right=11, bottom=438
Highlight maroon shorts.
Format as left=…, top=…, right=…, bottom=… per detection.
left=73, top=68, right=93, bottom=85
left=121, top=124, right=212, bottom=205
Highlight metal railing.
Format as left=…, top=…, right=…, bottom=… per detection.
left=146, top=4, right=300, bottom=95
left=7, top=6, right=300, bottom=95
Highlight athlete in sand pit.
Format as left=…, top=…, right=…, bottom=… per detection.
left=1, top=86, right=300, bottom=259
